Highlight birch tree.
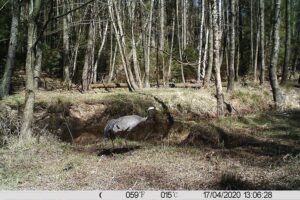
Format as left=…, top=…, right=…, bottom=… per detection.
left=269, top=0, right=284, bottom=107
left=0, top=0, right=19, bottom=98
left=281, top=0, right=291, bottom=84
left=20, top=0, right=42, bottom=138
left=227, top=0, right=235, bottom=91
left=211, top=0, right=224, bottom=115
left=259, top=0, right=265, bottom=85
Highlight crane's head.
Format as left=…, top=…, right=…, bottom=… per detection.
left=147, top=106, right=155, bottom=112
left=146, top=106, right=156, bottom=120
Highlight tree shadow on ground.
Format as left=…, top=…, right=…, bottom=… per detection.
left=181, top=111, right=300, bottom=189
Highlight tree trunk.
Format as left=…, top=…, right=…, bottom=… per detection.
left=201, top=30, right=209, bottom=79
left=108, top=42, right=118, bottom=83
left=62, top=2, right=71, bottom=89
left=203, top=3, right=213, bottom=87
left=254, top=4, right=260, bottom=83
left=211, top=0, right=224, bottom=116
left=259, top=0, right=265, bottom=85
left=93, top=21, right=109, bottom=83
left=129, top=1, right=142, bottom=88
left=227, top=0, right=235, bottom=91
left=144, top=0, right=154, bottom=88
left=167, top=14, right=175, bottom=83
left=113, top=0, right=138, bottom=90
left=182, top=0, right=187, bottom=49
left=108, top=0, right=136, bottom=91
left=250, top=0, right=254, bottom=79
left=33, top=41, right=42, bottom=89
left=82, top=12, right=95, bottom=91
left=159, top=0, right=165, bottom=85
left=21, top=0, right=42, bottom=138
left=269, top=0, right=284, bottom=107
left=281, top=0, right=291, bottom=84
left=176, top=0, right=185, bottom=83
left=0, top=0, right=19, bottom=98
left=197, top=0, right=205, bottom=82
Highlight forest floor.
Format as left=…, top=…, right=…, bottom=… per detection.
left=0, top=84, right=300, bottom=190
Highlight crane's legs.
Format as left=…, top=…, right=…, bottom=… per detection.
left=111, top=139, right=115, bottom=149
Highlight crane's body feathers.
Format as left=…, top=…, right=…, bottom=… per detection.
left=103, top=108, right=154, bottom=146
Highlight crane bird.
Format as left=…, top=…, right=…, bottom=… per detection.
left=104, top=107, right=155, bottom=148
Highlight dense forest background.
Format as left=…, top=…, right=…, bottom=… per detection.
left=0, top=0, right=300, bottom=136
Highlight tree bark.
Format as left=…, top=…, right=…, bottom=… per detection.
left=33, top=41, right=42, bottom=89
left=93, top=21, right=109, bottom=83
left=211, top=0, right=224, bottom=116
left=21, top=0, right=42, bottom=138
left=159, top=0, right=165, bottom=85
left=269, top=0, right=284, bottom=107
left=197, top=0, right=205, bottom=82
left=0, top=0, right=19, bottom=98
left=82, top=10, right=95, bottom=91
left=227, top=0, right=235, bottom=91
left=259, top=0, right=265, bottom=85
left=129, top=1, right=142, bottom=88
left=167, top=14, right=175, bottom=83
left=182, top=0, right=188, bottom=49
left=176, top=0, right=185, bottom=83
left=203, top=3, right=213, bottom=87
left=144, top=0, right=154, bottom=88
left=108, top=0, right=136, bottom=91
left=254, top=3, right=260, bottom=83
left=281, top=0, right=291, bottom=84
left=108, top=42, right=118, bottom=83
left=62, top=2, right=71, bottom=89
left=201, top=30, right=209, bottom=79
left=250, top=0, right=254, bottom=79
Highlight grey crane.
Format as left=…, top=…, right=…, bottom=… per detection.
left=103, top=107, right=155, bottom=148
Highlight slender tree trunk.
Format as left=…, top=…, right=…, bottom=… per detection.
left=212, top=0, right=224, bottom=116
left=71, top=26, right=82, bottom=80
left=33, top=41, right=42, bottom=89
left=108, top=42, right=118, bottom=83
left=0, top=0, right=19, bottom=98
left=21, top=0, right=42, bottom=138
left=93, top=21, right=109, bottom=83
left=62, top=2, right=71, bottom=89
left=182, top=0, right=187, bottom=49
left=269, top=0, right=284, bottom=107
left=113, top=0, right=137, bottom=89
left=281, top=0, right=291, bottom=84
left=250, top=0, right=254, bottom=78
left=167, top=14, right=175, bottom=83
left=203, top=5, right=213, bottom=87
left=159, top=0, right=165, bottom=85
left=108, top=0, right=135, bottom=91
left=254, top=3, right=260, bottom=83
left=176, top=0, right=185, bottom=83
left=82, top=11, right=95, bottom=91
left=129, top=2, right=142, bottom=88
left=144, top=0, right=154, bottom=88
left=227, top=0, right=235, bottom=91
left=197, top=0, right=205, bottom=82
left=259, top=0, right=265, bottom=85
left=201, top=30, right=209, bottom=79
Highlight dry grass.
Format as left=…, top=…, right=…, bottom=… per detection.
left=0, top=86, right=299, bottom=190
left=1, top=111, right=299, bottom=190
